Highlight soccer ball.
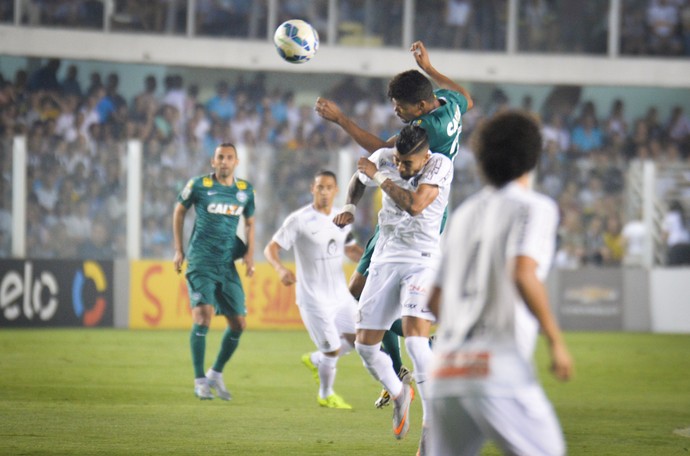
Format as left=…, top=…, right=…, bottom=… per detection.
left=273, top=19, right=319, bottom=64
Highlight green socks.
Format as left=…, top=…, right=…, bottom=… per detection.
left=212, top=328, right=243, bottom=373
left=190, top=324, right=209, bottom=378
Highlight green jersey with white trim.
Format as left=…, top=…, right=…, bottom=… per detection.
left=411, top=88, right=469, bottom=161
left=177, top=173, right=255, bottom=268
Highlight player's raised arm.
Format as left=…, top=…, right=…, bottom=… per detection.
left=410, top=41, right=473, bottom=111
left=315, top=97, right=395, bottom=154
left=333, top=172, right=368, bottom=227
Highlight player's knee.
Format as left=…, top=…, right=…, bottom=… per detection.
left=355, top=341, right=380, bottom=365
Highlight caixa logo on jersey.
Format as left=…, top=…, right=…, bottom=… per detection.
left=0, top=260, right=114, bottom=328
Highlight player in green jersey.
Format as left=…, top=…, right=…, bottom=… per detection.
left=316, top=41, right=473, bottom=412
left=173, top=142, right=256, bottom=401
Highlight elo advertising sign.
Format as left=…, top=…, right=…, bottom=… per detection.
left=0, top=260, right=114, bottom=328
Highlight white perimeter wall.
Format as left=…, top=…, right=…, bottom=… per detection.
left=649, top=269, right=690, bottom=333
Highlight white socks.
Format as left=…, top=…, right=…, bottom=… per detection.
left=318, top=354, right=338, bottom=398
left=405, top=336, right=432, bottom=422
left=355, top=341, right=403, bottom=398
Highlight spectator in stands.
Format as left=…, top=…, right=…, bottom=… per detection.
left=582, top=215, right=606, bottom=265
left=27, top=58, right=61, bottom=93
left=666, top=105, right=690, bottom=154
left=571, top=112, right=603, bottom=154
left=622, top=212, right=647, bottom=267
left=78, top=219, right=115, bottom=259
left=662, top=200, right=690, bottom=264
left=647, top=0, right=683, bottom=55
left=206, top=80, right=235, bottom=122
left=602, top=214, right=625, bottom=266
left=60, top=64, right=82, bottom=98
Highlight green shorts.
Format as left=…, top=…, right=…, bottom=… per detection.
left=186, top=263, right=246, bottom=317
left=357, top=206, right=449, bottom=277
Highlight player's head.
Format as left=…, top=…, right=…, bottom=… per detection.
left=212, top=142, right=238, bottom=179
left=472, top=110, right=542, bottom=188
left=394, top=125, right=430, bottom=179
left=387, top=70, right=435, bottom=122
left=311, top=170, right=338, bottom=211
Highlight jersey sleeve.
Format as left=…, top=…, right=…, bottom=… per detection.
left=418, top=155, right=453, bottom=188
left=435, top=88, right=469, bottom=115
left=272, top=211, right=300, bottom=251
left=358, top=149, right=383, bottom=187
left=177, top=178, right=197, bottom=208
left=514, top=197, right=558, bottom=264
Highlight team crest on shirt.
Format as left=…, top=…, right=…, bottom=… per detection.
left=236, top=180, right=247, bottom=190
left=327, top=239, right=337, bottom=255
left=202, top=177, right=213, bottom=187
left=412, top=119, right=423, bottom=126
left=236, top=191, right=248, bottom=203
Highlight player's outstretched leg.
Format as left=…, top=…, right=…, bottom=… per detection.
left=301, top=351, right=321, bottom=383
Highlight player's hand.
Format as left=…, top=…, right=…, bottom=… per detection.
left=173, top=251, right=185, bottom=274
left=279, top=268, right=297, bottom=286
left=357, top=157, right=377, bottom=178
left=410, top=41, right=431, bottom=72
left=315, top=97, right=343, bottom=123
left=333, top=212, right=354, bottom=228
left=549, top=342, right=573, bottom=382
left=243, top=255, right=255, bottom=277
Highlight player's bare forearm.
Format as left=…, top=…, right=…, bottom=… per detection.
left=380, top=181, right=439, bottom=216
left=346, top=173, right=367, bottom=206
left=315, top=97, right=389, bottom=153
left=172, top=203, right=187, bottom=273
left=243, top=216, right=256, bottom=276
left=345, top=244, right=364, bottom=262
left=514, top=256, right=573, bottom=381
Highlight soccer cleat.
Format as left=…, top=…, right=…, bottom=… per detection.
left=375, top=366, right=413, bottom=409
left=416, top=425, right=429, bottom=456
left=206, top=370, right=232, bottom=401
left=194, top=382, right=214, bottom=400
left=301, top=353, right=319, bottom=384
left=392, top=383, right=413, bottom=440
left=317, top=393, right=353, bottom=409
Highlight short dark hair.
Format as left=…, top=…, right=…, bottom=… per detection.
left=387, top=70, right=434, bottom=104
left=472, top=110, right=542, bottom=188
left=315, top=169, right=337, bottom=183
left=395, top=125, right=429, bottom=156
left=218, top=142, right=236, bottom=150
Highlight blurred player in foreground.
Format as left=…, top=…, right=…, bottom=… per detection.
left=428, top=111, right=573, bottom=455
left=264, top=170, right=363, bottom=409
left=334, top=125, right=452, bottom=453
left=173, top=143, right=256, bottom=401
left=316, top=40, right=473, bottom=409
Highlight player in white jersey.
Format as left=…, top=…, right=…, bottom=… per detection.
left=334, top=125, right=453, bottom=446
left=427, top=111, right=573, bottom=456
left=264, top=170, right=363, bottom=409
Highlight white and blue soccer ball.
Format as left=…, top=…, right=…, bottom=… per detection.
left=273, top=19, right=319, bottom=64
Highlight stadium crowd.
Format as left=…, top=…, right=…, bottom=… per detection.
left=0, top=59, right=689, bottom=266
left=3, top=0, right=690, bottom=56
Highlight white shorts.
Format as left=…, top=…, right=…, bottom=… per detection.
left=298, top=300, right=356, bottom=353
left=356, top=262, right=436, bottom=331
left=429, top=386, right=565, bottom=456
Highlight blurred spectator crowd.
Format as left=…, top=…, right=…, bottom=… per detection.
left=0, top=58, right=689, bottom=268
left=2, top=0, right=690, bottom=56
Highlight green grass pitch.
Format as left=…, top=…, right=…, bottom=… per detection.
left=1, top=329, right=689, bottom=455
